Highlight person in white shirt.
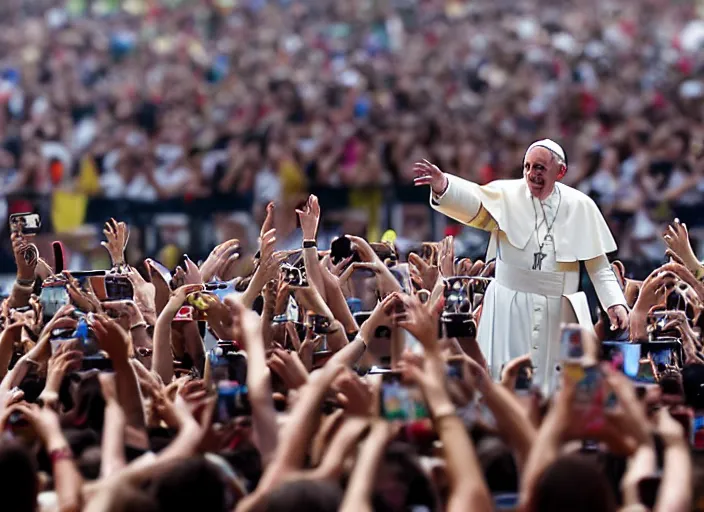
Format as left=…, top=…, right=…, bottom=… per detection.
left=414, top=140, right=629, bottom=393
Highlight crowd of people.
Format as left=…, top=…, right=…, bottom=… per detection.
left=0, top=0, right=703, bottom=274
left=0, top=190, right=700, bottom=512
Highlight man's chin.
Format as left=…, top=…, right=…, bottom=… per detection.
left=526, top=180, right=546, bottom=199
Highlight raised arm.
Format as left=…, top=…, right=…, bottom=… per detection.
left=414, top=160, right=482, bottom=224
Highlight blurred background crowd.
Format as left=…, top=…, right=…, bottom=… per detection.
left=0, top=0, right=704, bottom=281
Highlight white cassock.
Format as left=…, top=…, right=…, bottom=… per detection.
left=431, top=175, right=627, bottom=394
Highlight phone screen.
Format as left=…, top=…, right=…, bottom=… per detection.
left=560, top=327, right=583, bottom=361
left=205, top=280, right=239, bottom=302
left=307, top=314, right=331, bottom=335
left=9, top=213, right=41, bottom=235
left=601, top=341, right=641, bottom=379
left=564, top=363, right=606, bottom=433
left=215, top=381, right=251, bottom=422
left=380, top=373, right=429, bottom=421
left=692, top=414, right=704, bottom=450
left=353, top=311, right=371, bottom=326
left=494, top=493, right=519, bottom=510
left=635, top=358, right=657, bottom=384
left=105, top=276, right=134, bottom=300
left=282, top=265, right=308, bottom=287
left=40, top=285, right=70, bottom=320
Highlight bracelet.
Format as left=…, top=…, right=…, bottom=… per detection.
left=49, top=446, right=73, bottom=464
left=16, top=278, right=35, bottom=287
left=130, top=322, right=148, bottom=331
left=432, top=409, right=457, bottom=422
left=303, top=240, right=317, bottom=249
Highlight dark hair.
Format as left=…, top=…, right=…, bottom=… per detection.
left=372, top=442, right=439, bottom=511
left=150, top=457, right=229, bottom=512
left=220, top=442, right=263, bottom=491
left=532, top=454, right=617, bottom=512
left=477, top=436, right=518, bottom=493
left=0, top=440, right=38, bottom=512
left=264, top=480, right=343, bottom=512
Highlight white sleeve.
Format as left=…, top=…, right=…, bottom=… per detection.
left=585, top=255, right=627, bottom=310
left=429, top=173, right=482, bottom=224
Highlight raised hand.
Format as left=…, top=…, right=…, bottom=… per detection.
left=124, top=267, right=156, bottom=325
left=663, top=218, right=701, bottom=275
left=390, top=292, right=440, bottom=352
left=65, top=275, right=102, bottom=313
left=413, top=159, right=449, bottom=195
left=199, top=239, right=240, bottom=282
left=88, top=313, right=132, bottom=361
left=408, top=252, right=440, bottom=291
left=101, top=218, right=130, bottom=268
left=295, top=194, right=321, bottom=241
left=11, top=232, right=38, bottom=282
left=260, top=201, right=275, bottom=240
left=438, top=236, right=455, bottom=277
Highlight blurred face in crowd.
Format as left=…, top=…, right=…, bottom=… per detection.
left=523, top=146, right=566, bottom=201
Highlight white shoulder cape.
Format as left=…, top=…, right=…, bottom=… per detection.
left=432, top=176, right=617, bottom=263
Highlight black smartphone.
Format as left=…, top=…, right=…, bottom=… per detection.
left=379, top=372, right=430, bottom=421
left=441, top=277, right=475, bottom=337
left=330, top=236, right=353, bottom=264
left=441, top=316, right=477, bottom=338
left=9, top=213, right=41, bottom=236
left=53, top=241, right=65, bottom=274
left=307, top=314, right=331, bottom=335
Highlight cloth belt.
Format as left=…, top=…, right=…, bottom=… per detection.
left=495, top=260, right=566, bottom=297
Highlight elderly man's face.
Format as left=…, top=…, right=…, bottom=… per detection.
left=523, top=146, right=566, bottom=201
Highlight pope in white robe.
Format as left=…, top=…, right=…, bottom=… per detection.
left=414, top=140, right=629, bottom=394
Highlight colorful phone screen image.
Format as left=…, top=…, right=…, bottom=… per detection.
left=216, top=381, right=251, bottom=422
left=560, top=327, right=583, bottom=361
left=692, top=415, right=704, bottom=450
left=380, top=375, right=429, bottom=421
left=602, top=341, right=641, bottom=379
left=565, top=364, right=606, bottom=433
